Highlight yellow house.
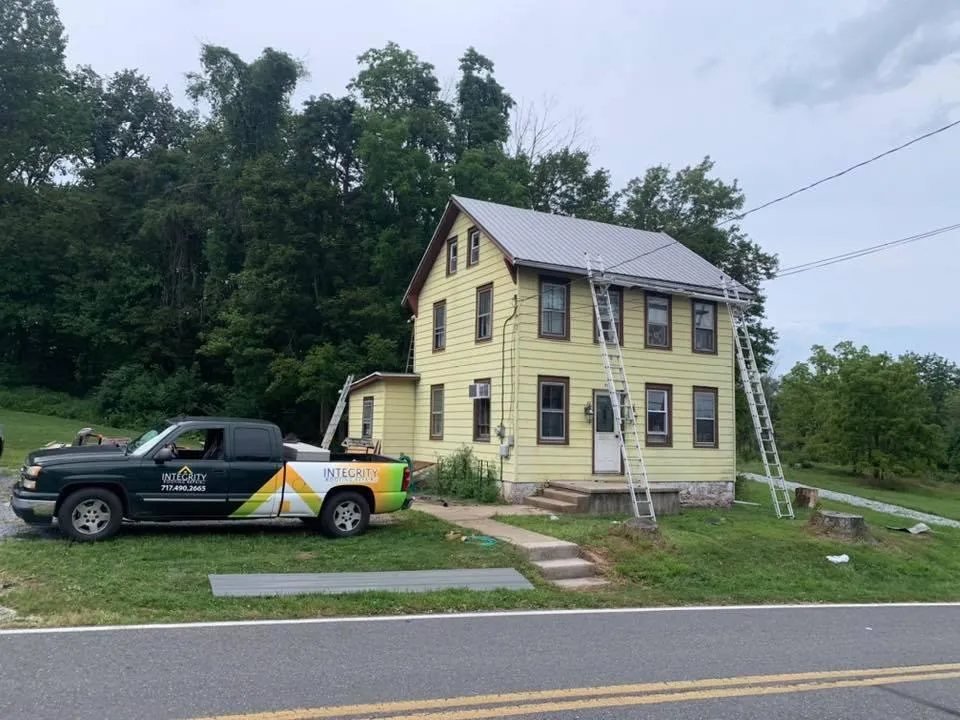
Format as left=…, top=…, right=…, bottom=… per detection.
left=347, top=195, right=750, bottom=508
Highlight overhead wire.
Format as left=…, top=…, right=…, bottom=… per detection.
left=476, top=118, right=960, bottom=308
left=718, top=117, right=960, bottom=225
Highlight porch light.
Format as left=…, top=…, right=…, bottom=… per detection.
left=583, top=402, right=593, bottom=419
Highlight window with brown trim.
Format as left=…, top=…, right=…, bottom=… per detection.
left=594, top=286, right=624, bottom=344
left=473, top=378, right=491, bottom=442
left=467, top=227, right=481, bottom=266
left=361, top=396, right=374, bottom=439
left=446, top=237, right=458, bottom=275
left=645, top=383, right=672, bottom=447
left=692, top=300, right=718, bottom=354
left=430, top=385, right=444, bottom=439
left=432, top=300, right=446, bottom=351
left=537, top=375, right=569, bottom=444
left=693, top=386, right=719, bottom=448
left=645, top=293, right=671, bottom=349
left=538, top=276, right=570, bottom=340
left=476, top=283, right=493, bottom=342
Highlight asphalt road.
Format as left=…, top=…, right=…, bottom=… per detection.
left=2, top=604, right=960, bottom=719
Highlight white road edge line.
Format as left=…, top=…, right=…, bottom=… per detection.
left=1, top=602, right=960, bottom=636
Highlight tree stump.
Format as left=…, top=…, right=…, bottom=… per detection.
left=794, top=486, right=819, bottom=508
left=809, top=509, right=869, bottom=540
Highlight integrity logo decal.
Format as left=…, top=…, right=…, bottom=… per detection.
left=162, top=465, right=206, bottom=484
left=161, top=465, right=208, bottom=492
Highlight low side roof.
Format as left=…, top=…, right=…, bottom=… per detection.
left=402, top=196, right=752, bottom=310
left=349, top=372, right=420, bottom=393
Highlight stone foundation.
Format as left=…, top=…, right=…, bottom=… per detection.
left=499, top=480, right=540, bottom=504
left=656, top=481, right=735, bottom=508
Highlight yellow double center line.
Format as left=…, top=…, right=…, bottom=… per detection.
left=189, top=661, right=960, bottom=720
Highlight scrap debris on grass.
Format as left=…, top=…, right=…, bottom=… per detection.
left=885, top=522, right=932, bottom=535
left=445, top=530, right=497, bottom=546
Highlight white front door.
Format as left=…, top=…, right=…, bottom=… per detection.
left=593, top=390, right=621, bottom=474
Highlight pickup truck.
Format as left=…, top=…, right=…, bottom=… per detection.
left=9, top=416, right=412, bottom=542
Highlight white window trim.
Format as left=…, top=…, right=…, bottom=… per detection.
left=540, top=281, right=568, bottom=338
left=469, top=229, right=480, bottom=265
left=361, top=397, right=374, bottom=439
left=693, top=387, right=718, bottom=447
left=538, top=378, right=568, bottom=443
left=447, top=238, right=458, bottom=274
left=430, top=386, right=444, bottom=439
left=645, top=386, right=671, bottom=445
left=433, top=302, right=446, bottom=351
left=476, top=285, right=493, bottom=341
left=693, top=301, right=716, bottom=353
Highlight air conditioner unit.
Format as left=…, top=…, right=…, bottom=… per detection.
left=468, top=382, right=491, bottom=400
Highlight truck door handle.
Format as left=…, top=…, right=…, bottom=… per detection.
left=212, top=469, right=226, bottom=476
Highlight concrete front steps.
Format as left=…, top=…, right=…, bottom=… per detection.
left=524, top=481, right=681, bottom=516
left=412, top=501, right=608, bottom=588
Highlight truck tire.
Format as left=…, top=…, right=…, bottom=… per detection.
left=57, top=487, right=123, bottom=542
left=319, top=490, right=370, bottom=538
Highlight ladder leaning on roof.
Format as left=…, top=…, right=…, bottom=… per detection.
left=586, top=253, right=657, bottom=527
left=320, top=374, right=355, bottom=450
left=721, top=275, right=794, bottom=519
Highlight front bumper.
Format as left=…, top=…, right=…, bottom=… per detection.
left=9, top=490, right=56, bottom=525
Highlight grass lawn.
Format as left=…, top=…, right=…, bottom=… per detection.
left=0, top=512, right=592, bottom=628
left=743, top=461, right=960, bottom=522
left=2, top=481, right=960, bottom=628
left=497, top=480, right=960, bottom=606
left=0, top=408, right=136, bottom=472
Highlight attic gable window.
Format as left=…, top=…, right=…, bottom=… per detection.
left=468, top=227, right=481, bottom=266
left=645, top=293, right=671, bottom=349
left=476, top=283, right=493, bottom=342
left=446, top=236, right=458, bottom=275
left=432, top=300, right=446, bottom=351
left=538, top=276, right=569, bottom=340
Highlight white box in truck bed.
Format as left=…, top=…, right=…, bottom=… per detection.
left=282, top=441, right=330, bottom=462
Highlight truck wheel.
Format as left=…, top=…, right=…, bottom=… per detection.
left=57, top=488, right=123, bottom=542
left=319, top=491, right=370, bottom=538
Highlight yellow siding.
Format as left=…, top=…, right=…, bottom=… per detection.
left=347, top=380, right=417, bottom=457
left=384, top=381, right=416, bottom=455
left=411, top=210, right=519, bottom=481
left=515, top=268, right=736, bottom=484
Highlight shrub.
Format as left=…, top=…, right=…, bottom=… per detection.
left=421, top=446, right=502, bottom=503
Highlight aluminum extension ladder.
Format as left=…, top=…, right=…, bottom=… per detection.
left=586, top=253, right=657, bottom=526
left=721, top=275, right=794, bottom=519
left=320, top=374, right=355, bottom=450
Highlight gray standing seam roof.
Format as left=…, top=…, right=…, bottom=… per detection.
left=452, top=195, right=750, bottom=297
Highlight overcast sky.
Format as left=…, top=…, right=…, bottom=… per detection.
left=55, top=0, right=960, bottom=374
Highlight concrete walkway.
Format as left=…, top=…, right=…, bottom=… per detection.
left=742, top=472, right=960, bottom=529
left=414, top=500, right=607, bottom=588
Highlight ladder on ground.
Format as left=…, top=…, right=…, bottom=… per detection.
left=586, top=253, right=657, bottom=526
left=320, top=374, right=355, bottom=450
left=721, top=275, right=794, bottom=519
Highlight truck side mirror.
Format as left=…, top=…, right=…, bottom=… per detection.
left=154, top=447, right=173, bottom=464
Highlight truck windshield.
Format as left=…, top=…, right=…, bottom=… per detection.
left=126, top=423, right=176, bottom=457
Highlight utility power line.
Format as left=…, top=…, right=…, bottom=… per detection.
left=719, top=117, right=960, bottom=225
left=773, top=222, right=960, bottom=279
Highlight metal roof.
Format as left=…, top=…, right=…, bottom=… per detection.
left=451, top=195, right=751, bottom=298
left=349, top=372, right=420, bottom=392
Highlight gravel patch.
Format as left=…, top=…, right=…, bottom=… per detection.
left=742, top=472, right=960, bottom=529
left=0, top=472, right=48, bottom=540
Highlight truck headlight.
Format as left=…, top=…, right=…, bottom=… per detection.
left=22, top=465, right=41, bottom=489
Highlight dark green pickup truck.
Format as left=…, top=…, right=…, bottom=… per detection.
left=10, top=416, right=412, bottom=542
